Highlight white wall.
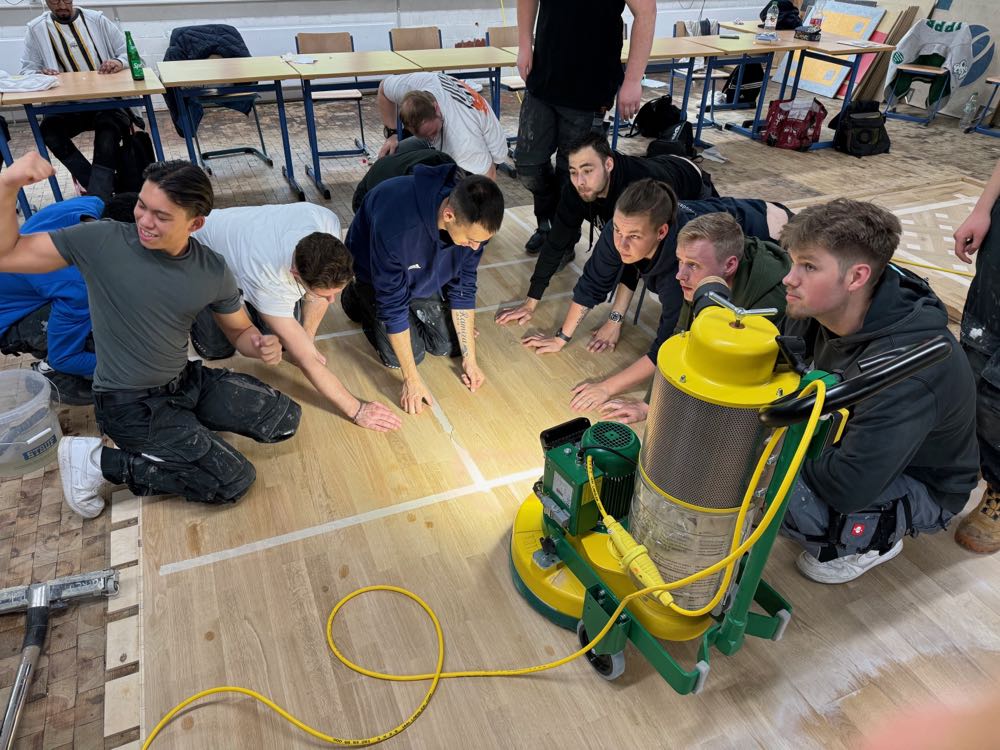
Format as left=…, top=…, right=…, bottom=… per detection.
left=0, top=0, right=761, bottom=115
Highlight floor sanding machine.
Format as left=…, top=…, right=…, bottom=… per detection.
left=510, top=290, right=950, bottom=693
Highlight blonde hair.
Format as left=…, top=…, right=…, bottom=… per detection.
left=677, top=212, right=744, bottom=263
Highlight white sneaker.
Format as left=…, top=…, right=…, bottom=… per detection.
left=57, top=436, right=108, bottom=518
left=795, top=539, right=904, bottom=584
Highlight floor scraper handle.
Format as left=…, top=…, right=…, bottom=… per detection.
left=758, top=336, right=952, bottom=428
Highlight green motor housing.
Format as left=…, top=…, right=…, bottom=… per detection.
left=580, top=422, right=640, bottom=519
left=542, top=422, right=639, bottom=537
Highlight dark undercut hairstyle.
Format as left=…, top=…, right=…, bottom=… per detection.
left=566, top=130, right=614, bottom=161
left=615, top=178, right=678, bottom=230
left=781, top=198, right=901, bottom=288
left=141, top=161, right=214, bottom=218
left=293, top=232, right=354, bottom=290
left=448, top=174, right=505, bottom=234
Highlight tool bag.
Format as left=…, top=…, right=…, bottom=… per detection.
left=759, top=97, right=827, bottom=151
left=830, top=100, right=891, bottom=158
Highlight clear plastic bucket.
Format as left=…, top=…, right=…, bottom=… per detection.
left=0, top=370, right=62, bottom=477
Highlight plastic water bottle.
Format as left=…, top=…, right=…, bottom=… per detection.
left=959, top=92, right=979, bottom=130
left=764, top=1, right=780, bottom=30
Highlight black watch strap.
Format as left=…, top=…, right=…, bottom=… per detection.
left=384, top=125, right=398, bottom=138
left=555, top=328, right=572, bottom=343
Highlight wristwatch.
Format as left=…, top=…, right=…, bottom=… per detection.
left=554, top=328, right=572, bottom=344
left=383, top=125, right=398, bottom=139
left=608, top=311, right=624, bottom=324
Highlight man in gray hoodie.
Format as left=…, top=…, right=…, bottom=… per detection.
left=778, top=198, right=979, bottom=584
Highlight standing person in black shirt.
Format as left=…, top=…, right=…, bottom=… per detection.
left=514, top=0, right=655, bottom=253
left=496, top=131, right=716, bottom=326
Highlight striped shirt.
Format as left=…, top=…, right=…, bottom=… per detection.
left=44, top=12, right=106, bottom=72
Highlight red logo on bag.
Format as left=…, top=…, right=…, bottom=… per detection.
left=851, top=523, right=866, bottom=537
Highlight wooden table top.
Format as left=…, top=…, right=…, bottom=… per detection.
left=157, top=56, right=299, bottom=87
left=287, top=50, right=421, bottom=80
left=688, top=33, right=813, bottom=54
left=717, top=22, right=894, bottom=54
left=1, top=69, right=164, bottom=105
left=395, top=46, right=516, bottom=71
left=627, top=36, right=722, bottom=61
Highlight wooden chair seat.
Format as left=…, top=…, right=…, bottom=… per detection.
left=897, top=63, right=948, bottom=76
left=312, top=88, right=363, bottom=101
left=500, top=75, right=526, bottom=90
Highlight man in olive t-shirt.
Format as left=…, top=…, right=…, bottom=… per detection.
left=0, top=153, right=302, bottom=518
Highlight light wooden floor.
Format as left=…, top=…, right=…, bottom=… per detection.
left=127, top=189, right=1000, bottom=749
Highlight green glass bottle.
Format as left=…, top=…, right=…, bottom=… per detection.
left=125, top=31, right=144, bottom=81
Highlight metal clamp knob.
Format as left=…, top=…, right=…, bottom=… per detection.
left=707, top=291, right=778, bottom=327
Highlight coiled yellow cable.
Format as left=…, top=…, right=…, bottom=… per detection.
left=143, top=381, right=826, bottom=749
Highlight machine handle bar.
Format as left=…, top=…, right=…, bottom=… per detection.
left=758, top=336, right=952, bottom=427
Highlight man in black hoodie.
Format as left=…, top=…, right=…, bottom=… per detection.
left=778, top=199, right=979, bottom=584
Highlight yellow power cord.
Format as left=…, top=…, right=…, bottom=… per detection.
left=142, top=381, right=826, bottom=749
left=893, top=257, right=975, bottom=279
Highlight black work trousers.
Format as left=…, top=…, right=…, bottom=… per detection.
left=94, top=361, right=301, bottom=505
left=514, top=91, right=608, bottom=224
left=961, top=197, right=1000, bottom=486
left=40, top=109, right=130, bottom=188
left=340, top=280, right=459, bottom=368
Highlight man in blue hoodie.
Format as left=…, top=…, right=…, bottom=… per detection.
left=342, top=163, right=504, bottom=414
left=0, top=196, right=104, bottom=405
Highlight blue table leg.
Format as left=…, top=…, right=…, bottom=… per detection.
left=749, top=53, right=775, bottom=137
left=302, top=79, right=330, bottom=199
left=0, top=135, right=32, bottom=219
left=274, top=82, right=305, bottom=201
left=142, top=95, right=165, bottom=161
left=779, top=50, right=795, bottom=101
left=175, top=90, right=199, bottom=165
left=611, top=106, right=620, bottom=149
left=680, top=57, right=694, bottom=115
left=24, top=104, right=62, bottom=202
left=694, top=55, right=716, bottom=146
left=790, top=51, right=806, bottom=99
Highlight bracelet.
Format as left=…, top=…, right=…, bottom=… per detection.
left=352, top=401, right=365, bottom=423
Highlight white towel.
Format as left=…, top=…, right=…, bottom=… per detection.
left=0, top=71, right=59, bottom=93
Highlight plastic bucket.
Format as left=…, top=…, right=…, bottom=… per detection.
left=0, top=370, right=63, bottom=477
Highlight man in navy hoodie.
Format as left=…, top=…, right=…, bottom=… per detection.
left=0, top=196, right=104, bottom=404
left=342, top=164, right=505, bottom=415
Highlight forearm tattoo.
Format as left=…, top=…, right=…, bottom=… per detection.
left=455, top=310, right=472, bottom=358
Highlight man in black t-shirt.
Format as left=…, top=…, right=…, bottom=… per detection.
left=514, top=0, right=655, bottom=253
left=0, top=153, right=301, bottom=519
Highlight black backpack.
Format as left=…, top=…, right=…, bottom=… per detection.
left=646, top=121, right=696, bottom=159
left=830, top=100, right=890, bottom=158
left=114, top=125, right=156, bottom=193
left=627, top=95, right=683, bottom=138
left=723, top=64, right=765, bottom=105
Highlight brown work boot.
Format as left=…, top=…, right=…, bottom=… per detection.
left=955, top=485, right=1000, bottom=554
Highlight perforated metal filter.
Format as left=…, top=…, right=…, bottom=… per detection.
left=640, top=370, right=769, bottom=510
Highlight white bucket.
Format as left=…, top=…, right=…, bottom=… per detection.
left=0, top=370, right=63, bottom=477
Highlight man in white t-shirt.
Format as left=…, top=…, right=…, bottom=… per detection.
left=191, top=203, right=400, bottom=432
left=377, top=72, right=508, bottom=178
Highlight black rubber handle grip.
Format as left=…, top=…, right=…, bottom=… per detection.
left=758, top=336, right=952, bottom=428
left=22, top=606, right=49, bottom=650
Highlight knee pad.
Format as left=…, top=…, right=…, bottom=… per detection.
left=261, top=394, right=301, bottom=443
left=219, top=460, right=257, bottom=504
left=514, top=161, right=554, bottom=195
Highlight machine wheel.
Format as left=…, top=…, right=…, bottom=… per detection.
left=576, top=620, right=625, bottom=681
